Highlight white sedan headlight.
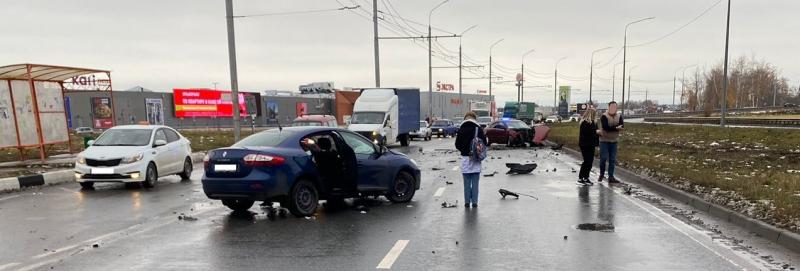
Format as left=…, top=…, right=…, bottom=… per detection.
left=121, top=153, right=144, bottom=164
left=76, top=156, right=86, bottom=165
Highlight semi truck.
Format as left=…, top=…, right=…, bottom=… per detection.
left=502, top=101, right=538, bottom=124
left=469, top=101, right=492, bottom=118
left=348, top=88, right=420, bottom=147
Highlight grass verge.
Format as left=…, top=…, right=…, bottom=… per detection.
left=548, top=122, right=800, bottom=233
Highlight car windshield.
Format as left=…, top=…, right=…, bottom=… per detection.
left=477, top=117, right=492, bottom=123
left=506, top=121, right=528, bottom=129
left=293, top=121, right=322, bottom=127
left=419, top=122, right=427, bottom=128
left=233, top=129, right=296, bottom=147
left=475, top=111, right=490, bottom=117
left=350, top=112, right=385, bottom=124
left=432, top=120, right=449, bottom=126
left=92, top=129, right=152, bottom=146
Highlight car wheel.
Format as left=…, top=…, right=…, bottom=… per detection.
left=288, top=179, right=319, bottom=217
left=387, top=171, right=415, bottom=203
left=79, top=182, right=94, bottom=190
left=222, top=199, right=254, bottom=212
left=178, top=157, right=192, bottom=180
left=142, top=163, right=157, bottom=188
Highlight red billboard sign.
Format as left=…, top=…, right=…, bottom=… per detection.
left=173, top=88, right=249, bottom=118
left=91, top=97, right=114, bottom=128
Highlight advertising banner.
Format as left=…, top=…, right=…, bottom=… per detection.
left=558, top=86, right=571, bottom=118
left=266, top=101, right=278, bottom=120
left=91, top=97, right=114, bottom=129
left=295, top=102, right=307, bottom=117
left=145, top=98, right=164, bottom=125
left=65, top=97, right=72, bottom=128
left=173, top=88, right=248, bottom=118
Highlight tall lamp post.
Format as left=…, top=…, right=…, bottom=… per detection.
left=489, top=38, right=504, bottom=98
left=458, top=25, right=478, bottom=115
left=554, top=57, right=567, bottom=109
left=428, top=0, right=450, bottom=119
left=612, top=61, right=626, bottom=101
left=720, top=0, right=731, bottom=127
left=627, top=65, right=639, bottom=112
left=589, top=47, right=613, bottom=105
left=224, top=0, right=241, bottom=141
left=520, top=49, right=535, bottom=103
left=621, top=16, right=655, bottom=116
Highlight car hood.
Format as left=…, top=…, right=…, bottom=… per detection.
left=348, top=124, right=381, bottom=132
left=80, top=146, right=149, bottom=160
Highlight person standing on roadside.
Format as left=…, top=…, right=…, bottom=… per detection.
left=455, top=111, right=487, bottom=208
left=598, top=101, right=623, bottom=184
left=578, top=108, right=599, bottom=185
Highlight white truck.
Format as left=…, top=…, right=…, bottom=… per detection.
left=470, top=101, right=493, bottom=118
left=347, top=88, right=420, bottom=147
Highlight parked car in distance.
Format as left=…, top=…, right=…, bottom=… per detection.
left=476, top=116, right=493, bottom=128
left=201, top=127, right=421, bottom=217
left=569, top=114, right=581, bottom=122
left=293, top=115, right=338, bottom=127
left=74, top=125, right=193, bottom=189
left=484, top=119, right=534, bottom=147
left=74, top=127, right=96, bottom=134
left=430, top=119, right=458, bottom=138
left=410, top=121, right=432, bottom=141
left=784, top=103, right=797, bottom=108
left=545, top=115, right=561, bottom=123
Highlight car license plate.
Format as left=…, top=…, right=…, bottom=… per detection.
left=214, top=164, right=237, bottom=172
left=91, top=168, right=114, bottom=174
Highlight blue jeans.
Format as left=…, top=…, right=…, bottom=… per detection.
left=599, top=142, right=618, bottom=178
left=462, top=173, right=480, bottom=204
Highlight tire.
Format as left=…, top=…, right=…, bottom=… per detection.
left=222, top=199, right=254, bottom=212
left=400, top=135, right=409, bottom=147
left=386, top=171, right=416, bottom=203
left=79, top=182, right=94, bottom=190
left=287, top=179, right=319, bottom=217
left=178, top=157, right=192, bottom=180
left=142, top=163, right=158, bottom=188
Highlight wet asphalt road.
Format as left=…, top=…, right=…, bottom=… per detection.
left=0, top=137, right=796, bottom=270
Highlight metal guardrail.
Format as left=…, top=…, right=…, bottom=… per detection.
left=644, top=117, right=800, bottom=127
left=626, top=106, right=790, bottom=119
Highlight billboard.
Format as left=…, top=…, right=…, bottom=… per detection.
left=558, top=86, right=571, bottom=118
left=145, top=98, right=164, bottom=125
left=173, top=88, right=250, bottom=118
left=266, top=101, right=278, bottom=120
left=295, top=102, right=307, bottom=117
left=91, top=97, right=114, bottom=129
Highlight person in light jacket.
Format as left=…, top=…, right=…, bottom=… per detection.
left=454, top=111, right=487, bottom=208
left=598, top=101, right=624, bottom=184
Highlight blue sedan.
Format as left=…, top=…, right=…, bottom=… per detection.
left=201, top=127, right=421, bottom=217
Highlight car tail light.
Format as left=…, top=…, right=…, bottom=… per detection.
left=203, top=153, right=210, bottom=168
left=243, top=154, right=285, bottom=167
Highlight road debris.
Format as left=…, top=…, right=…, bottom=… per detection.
left=506, top=163, right=537, bottom=175
left=551, top=143, right=564, bottom=150
left=441, top=200, right=458, bottom=208
left=498, top=189, right=538, bottom=200
left=563, top=236, right=568, bottom=240
left=576, top=223, right=615, bottom=232
left=177, top=213, right=198, bottom=221
left=445, top=181, right=453, bottom=185
left=432, top=167, right=444, bottom=171
left=92, top=243, right=100, bottom=248
left=483, top=171, right=499, bottom=177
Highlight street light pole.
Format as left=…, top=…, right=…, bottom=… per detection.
left=720, top=0, right=731, bottom=127
left=555, top=57, right=567, bottom=109
left=627, top=65, right=639, bottom=112
left=373, top=0, right=380, bottom=87
left=489, top=38, right=504, bottom=98
left=590, top=47, right=612, bottom=105
left=521, top=49, right=535, bottom=103
left=224, top=0, right=241, bottom=141
left=612, top=61, right=625, bottom=102
left=459, top=25, right=478, bottom=115
left=428, top=0, right=450, bottom=119
left=621, top=17, right=655, bottom=116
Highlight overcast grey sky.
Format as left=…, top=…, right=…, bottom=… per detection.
left=2, top=0, right=798, bottom=106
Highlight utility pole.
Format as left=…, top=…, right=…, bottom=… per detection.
left=621, top=17, right=655, bottom=116
left=489, top=38, right=504, bottom=99
left=612, top=62, right=624, bottom=102
left=673, top=75, right=676, bottom=107
left=224, top=0, right=241, bottom=141
left=373, top=0, right=380, bottom=87
left=458, top=25, right=478, bottom=115
left=720, top=0, right=731, bottom=126
left=590, top=47, right=612, bottom=105
left=521, top=49, right=535, bottom=103
left=428, top=0, right=450, bottom=119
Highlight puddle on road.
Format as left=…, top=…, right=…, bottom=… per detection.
left=576, top=223, right=615, bottom=232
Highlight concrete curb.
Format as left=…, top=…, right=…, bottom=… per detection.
left=0, top=152, right=207, bottom=194
left=559, top=145, right=800, bottom=253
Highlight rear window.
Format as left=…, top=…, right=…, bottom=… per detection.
left=432, top=120, right=448, bottom=126
left=293, top=121, right=322, bottom=127
left=233, top=129, right=295, bottom=147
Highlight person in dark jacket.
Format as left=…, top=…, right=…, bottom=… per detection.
left=599, top=101, right=624, bottom=183
left=454, top=111, right=487, bottom=208
left=578, top=108, right=599, bottom=185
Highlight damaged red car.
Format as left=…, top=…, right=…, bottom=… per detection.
left=484, top=119, right=534, bottom=147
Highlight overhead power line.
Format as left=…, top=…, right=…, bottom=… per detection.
left=234, top=6, right=359, bottom=18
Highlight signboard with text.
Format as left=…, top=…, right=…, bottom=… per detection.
left=173, top=88, right=249, bottom=118
left=91, top=97, right=114, bottom=128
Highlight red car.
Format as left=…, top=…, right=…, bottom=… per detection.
left=484, top=119, right=534, bottom=147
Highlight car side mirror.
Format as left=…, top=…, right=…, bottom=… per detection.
left=154, top=139, right=167, bottom=147
left=87, top=140, right=95, bottom=146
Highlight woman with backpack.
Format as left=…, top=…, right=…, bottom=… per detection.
left=455, top=111, right=488, bottom=208
left=578, top=108, right=600, bottom=185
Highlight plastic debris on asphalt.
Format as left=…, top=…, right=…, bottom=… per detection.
left=441, top=200, right=458, bottom=208
left=483, top=171, right=499, bottom=177
left=498, top=189, right=538, bottom=200
left=506, top=163, right=537, bottom=175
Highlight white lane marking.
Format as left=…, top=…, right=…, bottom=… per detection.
left=433, top=187, right=446, bottom=198
left=0, top=262, right=20, bottom=271
left=451, top=166, right=459, bottom=171
left=0, top=194, right=21, bottom=202
left=376, top=240, right=409, bottom=269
